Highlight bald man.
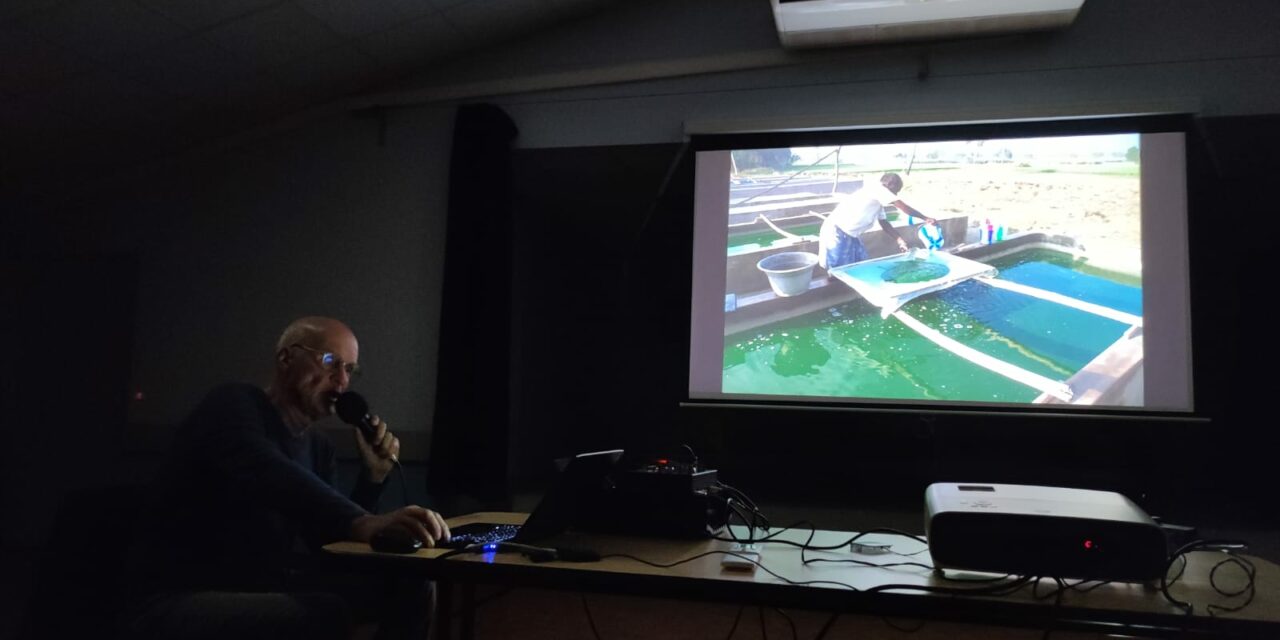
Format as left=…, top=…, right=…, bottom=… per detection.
left=818, top=172, right=936, bottom=270
left=123, top=317, right=446, bottom=640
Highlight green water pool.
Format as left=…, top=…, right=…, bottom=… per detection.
left=728, top=223, right=822, bottom=255
left=722, top=250, right=1143, bottom=403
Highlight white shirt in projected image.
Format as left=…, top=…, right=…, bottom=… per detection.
left=824, top=182, right=898, bottom=237
left=818, top=182, right=899, bottom=268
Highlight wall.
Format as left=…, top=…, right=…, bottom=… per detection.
left=6, top=3, right=1279, bottom=633
left=14, top=0, right=1280, bottom=441
left=392, top=0, right=1280, bottom=147
left=14, top=106, right=456, bottom=452
left=3, top=103, right=458, bottom=637
left=7, top=0, right=1279, bottom=521
left=421, top=0, right=1280, bottom=508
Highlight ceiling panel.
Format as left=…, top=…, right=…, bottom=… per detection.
left=218, top=72, right=305, bottom=120
left=19, top=0, right=189, bottom=63
left=134, top=0, right=285, bottom=31
left=355, top=12, right=463, bottom=70
left=0, top=0, right=73, bottom=25
left=123, top=35, right=260, bottom=100
left=427, top=0, right=473, bottom=10
left=444, top=0, right=560, bottom=46
left=32, top=71, right=172, bottom=125
left=205, top=2, right=346, bottom=69
left=545, top=0, right=619, bottom=19
left=1, top=0, right=626, bottom=196
left=1, top=95, right=85, bottom=147
left=272, top=44, right=383, bottom=99
left=296, top=0, right=437, bottom=38
left=0, top=24, right=95, bottom=96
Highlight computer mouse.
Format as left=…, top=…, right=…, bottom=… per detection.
left=370, top=524, right=424, bottom=554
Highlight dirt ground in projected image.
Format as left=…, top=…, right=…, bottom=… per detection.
left=898, top=166, right=1141, bottom=272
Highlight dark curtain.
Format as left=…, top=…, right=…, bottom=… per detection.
left=428, top=104, right=518, bottom=511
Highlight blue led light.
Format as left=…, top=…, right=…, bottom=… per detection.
left=484, top=543, right=498, bottom=551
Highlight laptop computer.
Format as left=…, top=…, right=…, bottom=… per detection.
left=440, top=449, right=623, bottom=549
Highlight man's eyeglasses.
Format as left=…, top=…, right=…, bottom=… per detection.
left=290, top=343, right=362, bottom=378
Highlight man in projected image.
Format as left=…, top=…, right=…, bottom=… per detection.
left=122, top=316, right=448, bottom=640
left=818, top=172, right=935, bottom=269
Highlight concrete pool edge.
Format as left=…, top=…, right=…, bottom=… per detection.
left=724, top=232, right=1121, bottom=338
left=722, top=235, right=1146, bottom=407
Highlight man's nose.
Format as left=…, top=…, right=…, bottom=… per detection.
left=332, top=367, right=350, bottom=390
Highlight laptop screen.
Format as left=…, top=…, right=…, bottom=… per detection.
left=440, top=449, right=623, bottom=548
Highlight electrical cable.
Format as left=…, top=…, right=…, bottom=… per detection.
left=1166, top=553, right=1189, bottom=586
left=445, top=585, right=521, bottom=621
left=434, top=546, right=480, bottom=561
left=774, top=608, right=797, bottom=640
left=720, top=521, right=927, bottom=555
left=470, top=586, right=518, bottom=610
left=1206, top=554, right=1256, bottom=616
left=936, top=571, right=1018, bottom=584
left=1030, top=577, right=1059, bottom=601
left=1158, top=539, right=1254, bottom=615
left=724, top=605, right=746, bottom=640
left=713, top=482, right=765, bottom=519
left=864, top=575, right=1037, bottom=597
left=797, top=526, right=932, bottom=567
left=581, top=595, right=602, bottom=640
left=714, top=520, right=817, bottom=545
left=1040, top=577, right=1067, bottom=639
left=813, top=613, right=839, bottom=640
left=625, top=140, right=690, bottom=277
left=712, top=483, right=770, bottom=534
left=604, top=549, right=1033, bottom=597
left=1066, top=579, right=1112, bottom=594
left=723, top=499, right=762, bottom=544
left=680, top=443, right=699, bottom=469
left=391, top=459, right=410, bottom=509
left=881, top=616, right=927, bottom=633
left=601, top=551, right=861, bottom=591
left=804, top=557, right=934, bottom=571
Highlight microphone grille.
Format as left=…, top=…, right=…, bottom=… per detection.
left=334, top=391, right=369, bottom=425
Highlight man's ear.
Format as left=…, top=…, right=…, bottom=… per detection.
left=276, top=348, right=291, bottom=368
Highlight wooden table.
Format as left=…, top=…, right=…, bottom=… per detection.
left=323, top=512, right=1280, bottom=639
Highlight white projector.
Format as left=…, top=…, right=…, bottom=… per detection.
left=925, top=482, right=1167, bottom=581
left=772, top=0, right=1087, bottom=49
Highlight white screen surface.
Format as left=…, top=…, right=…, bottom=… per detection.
left=689, top=130, right=1192, bottom=412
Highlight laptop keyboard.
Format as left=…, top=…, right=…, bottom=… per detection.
left=442, top=524, right=521, bottom=548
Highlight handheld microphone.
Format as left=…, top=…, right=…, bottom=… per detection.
left=334, top=391, right=398, bottom=464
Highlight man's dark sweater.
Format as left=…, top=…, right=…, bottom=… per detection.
left=128, top=383, right=383, bottom=595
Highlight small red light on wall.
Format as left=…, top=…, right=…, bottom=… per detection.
left=1083, top=540, right=1094, bottom=550
left=134, top=391, right=145, bottom=401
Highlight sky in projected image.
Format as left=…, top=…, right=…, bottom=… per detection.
left=787, top=134, right=1141, bottom=167
left=719, top=133, right=1146, bottom=407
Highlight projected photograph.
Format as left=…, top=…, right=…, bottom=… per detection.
left=717, top=134, right=1146, bottom=406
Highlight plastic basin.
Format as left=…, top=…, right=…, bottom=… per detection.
left=757, top=251, right=819, bottom=297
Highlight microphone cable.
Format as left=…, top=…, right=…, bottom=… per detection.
left=391, top=457, right=410, bottom=508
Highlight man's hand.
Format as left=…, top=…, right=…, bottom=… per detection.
left=353, top=415, right=399, bottom=484
left=896, top=237, right=909, bottom=252
left=350, top=506, right=451, bottom=547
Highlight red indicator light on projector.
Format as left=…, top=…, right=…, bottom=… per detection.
left=1083, top=540, right=1094, bottom=550
left=656, top=459, right=668, bottom=465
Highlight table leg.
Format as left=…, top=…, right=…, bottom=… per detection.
left=460, top=583, right=476, bottom=640
left=435, top=581, right=454, bottom=640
